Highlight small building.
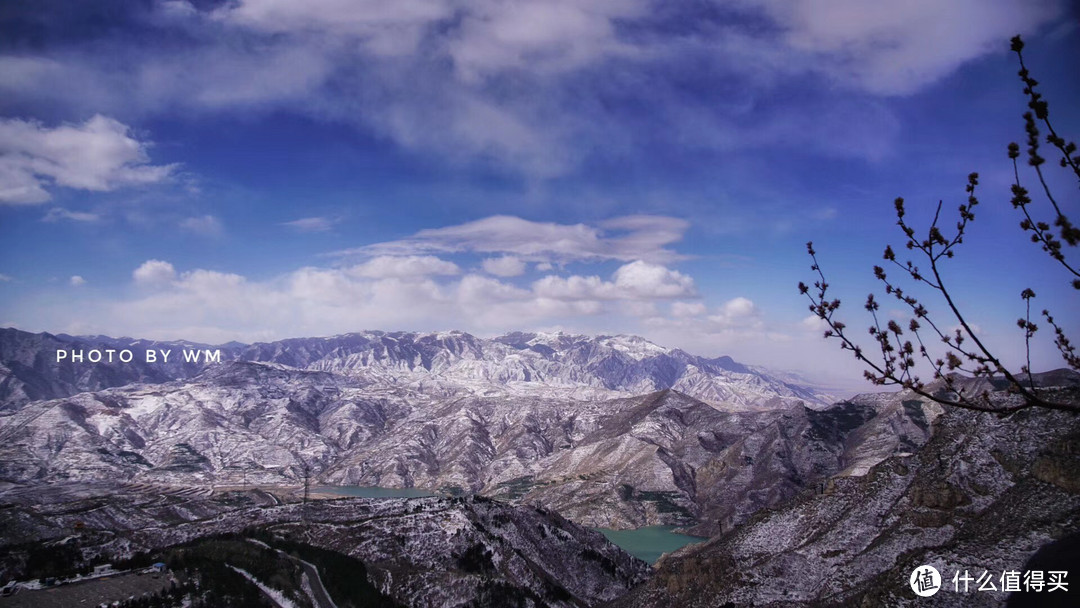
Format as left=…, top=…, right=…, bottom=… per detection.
left=152, top=563, right=167, bottom=573
left=93, top=564, right=113, bottom=576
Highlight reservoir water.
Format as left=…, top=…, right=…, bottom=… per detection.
left=596, top=526, right=707, bottom=564
left=319, top=487, right=705, bottom=564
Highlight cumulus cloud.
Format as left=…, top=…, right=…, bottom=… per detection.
left=282, top=216, right=336, bottom=232
left=114, top=261, right=454, bottom=341
left=611, top=261, right=696, bottom=298
left=179, top=215, right=224, bottom=236
left=133, top=260, right=178, bottom=286
left=80, top=254, right=701, bottom=341
left=69, top=275, right=86, bottom=286
left=671, top=301, right=707, bottom=318
left=0, top=115, right=176, bottom=204
left=646, top=296, right=764, bottom=336
left=708, top=297, right=762, bottom=328
left=481, top=256, right=527, bottom=277
left=457, top=273, right=532, bottom=304
left=342, top=215, right=690, bottom=263
left=348, top=255, right=461, bottom=279
left=532, top=261, right=695, bottom=301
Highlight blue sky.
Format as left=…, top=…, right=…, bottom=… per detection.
left=1, top=0, right=1077, bottom=386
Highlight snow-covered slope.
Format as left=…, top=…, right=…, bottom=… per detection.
left=618, top=373, right=1080, bottom=607
left=0, top=359, right=938, bottom=532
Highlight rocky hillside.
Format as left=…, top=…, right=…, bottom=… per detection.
left=0, top=483, right=650, bottom=607
left=0, top=328, right=835, bottom=412
left=616, top=375, right=1080, bottom=607
left=0, top=359, right=935, bottom=533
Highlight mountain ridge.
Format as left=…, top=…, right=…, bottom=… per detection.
left=0, top=327, right=835, bottom=412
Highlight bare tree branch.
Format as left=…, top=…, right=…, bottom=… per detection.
left=799, top=35, right=1079, bottom=416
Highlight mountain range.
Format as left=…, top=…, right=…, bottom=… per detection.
left=2, top=327, right=1079, bottom=606
left=2, top=327, right=927, bottom=535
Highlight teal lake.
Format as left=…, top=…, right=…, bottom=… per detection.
left=597, top=526, right=706, bottom=564
left=317, top=486, right=439, bottom=499
left=319, top=488, right=705, bottom=563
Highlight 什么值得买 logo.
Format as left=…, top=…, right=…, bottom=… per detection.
left=910, top=565, right=941, bottom=597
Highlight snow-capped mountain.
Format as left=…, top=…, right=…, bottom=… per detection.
left=0, top=327, right=888, bottom=533
left=0, top=327, right=833, bottom=412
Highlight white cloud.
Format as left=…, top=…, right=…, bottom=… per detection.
left=0, top=115, right=176, bottom=205
left=69, top=275, right=86, bottom=286
left=446, top=0, right=647, bottom=81
left=133, top=260, right=178, bottom=287
left=532, top=274, right=611, bottom=300
left=532, top=261, right=695, bottom=301
left=800, top=315, right=828, bottom=332
left=342, top=215, right=690, bottom=263
left=720, top=296, right=757, bottom=318
left=42, top=208, right=101, bottom=223
left=611, top=260, right=696, bottom=298
left=0, top=273, right=13, bottom=282
left=0, top=2, right=1062, bottom=177
left=215, top=0, right=455, bottom=56
left=215, top=0, right=647, bottom=76
left=755, top=0, right=1062, bottom=94
left=79, top=255, right=688, bottom=342
left=348, top=255, right=460, bottom=279
left=646, top=296, right=764, bottom=335
left=481, top=256, right=527, bottom=277
left=282, top=216, right=336, bottom=232
left=708, top=297, right=761, bottom=328
left=458, top=273, right=532, bottom=303
left=672, top=301, right=707, bottom=318
left=179, top=215, right=224, bottom=236
left=620, top=300, right=659, bottom=318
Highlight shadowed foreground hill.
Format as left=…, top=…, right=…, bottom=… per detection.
left=0, top=485, right=651, bottom=608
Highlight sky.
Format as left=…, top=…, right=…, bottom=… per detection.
left=1, top=0, right=1078, bottom=388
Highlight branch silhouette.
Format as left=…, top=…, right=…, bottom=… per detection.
left=799, top=36, right=1079, bottom=415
